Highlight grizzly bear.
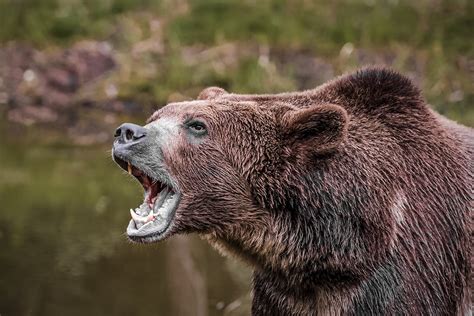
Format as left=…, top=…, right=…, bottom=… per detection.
left=112, top=67, right=472, bottom=315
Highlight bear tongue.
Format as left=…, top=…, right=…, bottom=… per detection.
left=125, top=162, right=165, bottom=208
left=146, top=180, right=160, bottom=207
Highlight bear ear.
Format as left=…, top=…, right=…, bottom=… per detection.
left=197, top=87, right=228, bottom=100
left=281, top=104, right=348, bottom=156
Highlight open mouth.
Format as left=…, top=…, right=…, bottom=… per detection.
left=113, top=155, right=180, bottom=241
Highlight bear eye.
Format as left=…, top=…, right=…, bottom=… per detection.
left=187, top=121, right=207, bottom=135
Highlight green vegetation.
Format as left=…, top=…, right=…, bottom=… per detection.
left=0, top=0, right=161, bottom=44
left=2, top=0, right=471, bottom=55
left=170, top=0, right=472, bottom=56
left=0, top=0, right=472, bottom=125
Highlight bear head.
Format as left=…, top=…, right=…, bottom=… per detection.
left=112, top=89, right=348, bottom=248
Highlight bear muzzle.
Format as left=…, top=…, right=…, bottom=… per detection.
left=112, top=122, right=181, bottom=242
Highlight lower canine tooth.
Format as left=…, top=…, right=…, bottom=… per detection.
left=127, top=162, right=132, bottom=174
left=130, top=209, right=148, bottom=223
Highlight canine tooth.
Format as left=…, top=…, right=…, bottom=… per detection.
left=127, top=162, right=132, bottom=174
left=130, top=209, right=148, bottom=222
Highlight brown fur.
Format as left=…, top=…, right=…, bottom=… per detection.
left=143, top=67, right=472, bottom=315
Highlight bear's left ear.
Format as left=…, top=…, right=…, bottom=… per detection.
left=197, top=87, right=228, bottom=100
left=281, top=104, right=348, bottom=156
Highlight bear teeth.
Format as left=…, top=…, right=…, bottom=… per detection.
left=130, top=208, right=155, bottom=224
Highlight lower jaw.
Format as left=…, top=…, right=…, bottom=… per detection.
left=126, top=192, right=181, bottom=243
left=126, top=217, right=175, bottom=243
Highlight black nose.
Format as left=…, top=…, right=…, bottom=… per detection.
left=114, top=123, right=147, bottom=144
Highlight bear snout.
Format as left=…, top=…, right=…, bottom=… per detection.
left=114, top=122, right=148, bottom=147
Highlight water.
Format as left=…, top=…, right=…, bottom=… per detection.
left=0, top=128, right=251, bottom=316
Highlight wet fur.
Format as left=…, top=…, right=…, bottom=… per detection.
left=143, top=68, right=471, bottom=315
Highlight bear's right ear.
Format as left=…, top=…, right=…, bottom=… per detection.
left=197, top=87, right=228, bottom=100
left=281, top=104, right=348, bottom=156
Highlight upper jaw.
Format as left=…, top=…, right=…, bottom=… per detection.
left=112, top=152, right=181, bottom=243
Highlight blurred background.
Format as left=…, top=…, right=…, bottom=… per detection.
left=0, top=0, right=472, bottom=315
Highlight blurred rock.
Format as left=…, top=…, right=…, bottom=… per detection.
left=0, top=41, right=117, bottom=127
left=1, top=37, right=464, bottom=145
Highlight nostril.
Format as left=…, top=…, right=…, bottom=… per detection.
left=114, top=123, right=147, bottom=144
left=125, top=129, right=134, bottom=141
left=114, top=128, right=121, bottom=138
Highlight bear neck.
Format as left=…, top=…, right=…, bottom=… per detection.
left=205, top=146, right=399, bottom=286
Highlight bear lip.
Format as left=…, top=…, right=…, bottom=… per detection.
left=112, top=155, right=181, bottom=241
